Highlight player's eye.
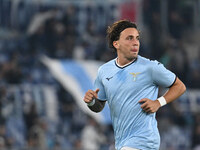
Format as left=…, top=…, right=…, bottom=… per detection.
left=126, top=36, right=133, bottom=40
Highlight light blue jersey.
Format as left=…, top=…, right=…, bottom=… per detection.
left=94, top=55, right=176, bottom=150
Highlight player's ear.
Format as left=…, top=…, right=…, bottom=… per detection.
left=113, top=41, right=119, bottom=49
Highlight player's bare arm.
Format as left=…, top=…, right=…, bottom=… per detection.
left=161, top=77, right=186, bottom=104
left=139, top=77, right=186, bottom=113
left=84, top=89, right=106, bottom=113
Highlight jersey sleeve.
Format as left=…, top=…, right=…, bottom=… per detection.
left=94, top=68, right=107, bottom=101
left=152, top=61, right=176, bottom=88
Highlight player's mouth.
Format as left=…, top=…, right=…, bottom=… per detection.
left=131, top=46, right=138, bottom=52
left=131, top=49, right=138, bottom=52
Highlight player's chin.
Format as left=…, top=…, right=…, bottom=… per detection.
left=130, top=52, right=138, bottom=59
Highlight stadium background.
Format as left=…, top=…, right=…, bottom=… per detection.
left=0, top=0, right=200, bottom=149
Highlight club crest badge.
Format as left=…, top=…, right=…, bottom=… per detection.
left=130, top=72, right=141, bottom=81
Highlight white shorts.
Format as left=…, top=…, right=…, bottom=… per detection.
left=120, top=147, right=140, bottom=150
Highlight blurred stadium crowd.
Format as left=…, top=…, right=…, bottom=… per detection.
left=0, top=0, right=200, bottom=150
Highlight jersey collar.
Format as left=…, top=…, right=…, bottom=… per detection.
left=115, top=57, right=137, bottom=69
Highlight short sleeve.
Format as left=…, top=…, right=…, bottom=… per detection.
left=152, top=61, right=176, bottom=88
left=94, top=69, right=107, bottom=101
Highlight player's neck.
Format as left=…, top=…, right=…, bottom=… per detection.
left=116, top=57, right=136, bottom=67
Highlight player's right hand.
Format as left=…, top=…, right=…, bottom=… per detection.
left=84, top=89, right=99, bottom=103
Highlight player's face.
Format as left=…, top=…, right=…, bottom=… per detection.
left=114, top=28, right=140, bottom=61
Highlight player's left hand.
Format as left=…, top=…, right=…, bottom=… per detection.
left=138, top=98, right=161, bottom=113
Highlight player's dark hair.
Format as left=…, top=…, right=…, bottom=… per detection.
left=107, top=20, right=138, bottom=51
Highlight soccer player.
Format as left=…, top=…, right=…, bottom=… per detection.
left=83, top=20, right=186, bottom=150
